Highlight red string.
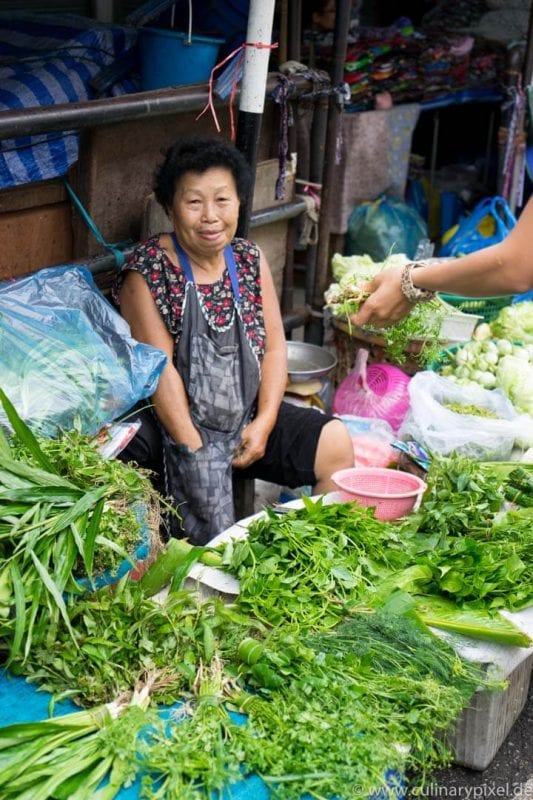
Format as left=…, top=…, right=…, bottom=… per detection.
left=195, top=41, right=279, bottom=141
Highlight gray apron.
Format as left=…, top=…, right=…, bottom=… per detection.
left=162, top=235, right=260, bottom=544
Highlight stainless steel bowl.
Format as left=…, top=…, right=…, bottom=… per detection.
left=286, top=341, right=337, bottom=383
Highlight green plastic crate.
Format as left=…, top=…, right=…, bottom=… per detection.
left=438, top=293, right=513, bottom=323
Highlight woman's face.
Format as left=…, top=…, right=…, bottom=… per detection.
left=170, top=167, right=240, bottom=260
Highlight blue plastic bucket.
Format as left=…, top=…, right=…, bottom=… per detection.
left=139, top=27, right=224, bottom=90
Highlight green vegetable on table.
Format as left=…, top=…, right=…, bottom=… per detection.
left=221, top=496, right=402, bottom=628
left=2, top=421, right=533, bottom=799
left=10, top=576, right=254, bottom=707
left=413, top=595, right=532, bottom=648
left=395, top=456, right=533, bottom=610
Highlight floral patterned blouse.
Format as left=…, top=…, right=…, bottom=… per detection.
left=113, top=236, right=266, bottom=361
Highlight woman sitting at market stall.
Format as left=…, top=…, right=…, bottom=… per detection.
left=114, top=136, right=353, bottom=545
left=351, top=195, right=533, bottom=329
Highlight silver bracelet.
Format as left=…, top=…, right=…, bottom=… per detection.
left=400, top=262, right=436, bottom=304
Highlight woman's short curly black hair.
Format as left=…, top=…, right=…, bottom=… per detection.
left=153, top=136, right=251, bottom=212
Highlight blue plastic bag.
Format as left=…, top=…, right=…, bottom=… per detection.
left=345, top=194, right=428, bottom=261
left=439, top=195, right=516, bottom=257
left=0, top=265, right=167, bottom=437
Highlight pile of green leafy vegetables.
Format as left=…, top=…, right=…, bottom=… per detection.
left=393, top=456, right=533, bottom=610
left=2, top=387, right=532, bottom=800
left=4, top=575, right=493, bottom=800
left=0, top=388, right=162, bottom=666
left=220, top=457, right=533, bottom=625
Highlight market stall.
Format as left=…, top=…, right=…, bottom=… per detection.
left=1, top=260, right=533, bottom=796
left=1, top=3, right=533, bottom=796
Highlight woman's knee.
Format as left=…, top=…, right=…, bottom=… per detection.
left=314, top=418, right=354, bottom=483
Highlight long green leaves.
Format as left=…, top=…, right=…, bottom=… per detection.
left=0, top=388, right=56, bottom=474
left=0, top=389, right=159, bottom=665
left=0, top=701, right=154, bottom=800
left=30, top=552, right=77, bottom=644
left=83, top=498, right=104, bottom=579
left=414, top=595, right=532, bottom=647
left=9, top=561, right=25, bottom=660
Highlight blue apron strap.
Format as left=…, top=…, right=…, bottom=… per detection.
left=171, top=232, right=194, bottom=282
left=224, top=244, right=241, bottom=303
left=170, top=232, right=241, bottom=304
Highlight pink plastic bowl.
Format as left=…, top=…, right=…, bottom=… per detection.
left=331, top=467, right=427, bottom=521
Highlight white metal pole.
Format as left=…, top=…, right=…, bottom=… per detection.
left=236, top=0, right=277, bottom=235
left=239, top=0, right=277, bottom=115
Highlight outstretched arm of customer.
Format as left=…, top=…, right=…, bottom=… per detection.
left=352, top=196, right=533, bottom=328
left=232, top=250, right=288, bottom=468
left=119, top=271, right=203, bottom=451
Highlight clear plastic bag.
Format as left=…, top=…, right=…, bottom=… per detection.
left=399, top=371, right=532, bottom=461
left=0, top=266, right=167, bottom=437
left=337, top=414, right=397, bottom=468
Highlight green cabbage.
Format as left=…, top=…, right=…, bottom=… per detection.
left=330, top=252, right=408, bottom=282
left=496, top=355, right=533, bottom=415
left=491, top=302, right=533, bottom=344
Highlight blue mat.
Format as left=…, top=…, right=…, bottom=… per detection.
left=0, top=671, right=404, bottom=799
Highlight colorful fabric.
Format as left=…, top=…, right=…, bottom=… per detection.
left=335, top=14, right=506, bottom=112
left=113, top=236, right=266, bottom=361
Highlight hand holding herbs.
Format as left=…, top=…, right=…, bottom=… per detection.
left=324, top=253, right=445, bottom=365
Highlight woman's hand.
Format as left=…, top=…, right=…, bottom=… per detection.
left=350, top=266, right=412, bottom=328
left=232, top=418, right=270, bottom=469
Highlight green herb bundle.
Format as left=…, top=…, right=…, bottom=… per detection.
left=394, top=456, right=533, bottom=609
left=138, top=658, right=246, bottom=800
left=221, top=497, right=404, bottom=627
left=0, top=388, right=161, bottom=665
left=0, top=691, right=155, bottom=800
left=12, top=578, right=254, bottom=707
left=223, top=602, right=487, bottom=800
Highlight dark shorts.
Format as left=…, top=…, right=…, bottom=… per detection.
left=118, top=401, right=334, bottom=490
left=236, top=402, right=334, bottom=487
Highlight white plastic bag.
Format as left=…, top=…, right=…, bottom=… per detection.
left=399, top=371, right=533, bottom=461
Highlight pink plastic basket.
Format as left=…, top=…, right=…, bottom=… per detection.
left=332, top=350, right=410, bottom=432
left=331, top=467, right=427, bottom=521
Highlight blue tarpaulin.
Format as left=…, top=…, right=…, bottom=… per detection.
left=0, top=670, right=404, bottom=799
left=0, top=12, right=137, bottom=188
